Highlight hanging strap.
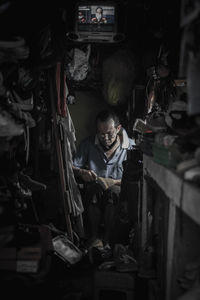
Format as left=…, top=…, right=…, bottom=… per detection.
left=49, top=68, right=73, bottom=242
left=56, top=62, right=67, bottom=117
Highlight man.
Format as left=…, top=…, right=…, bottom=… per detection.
left=73, top=110, right=135, bottom=249
left=91, top=7, right=107, bottom=24
left=78, top=11, right=86, bottom=23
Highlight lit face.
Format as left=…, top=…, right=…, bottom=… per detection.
left=96, top=8, right=103, bottom=14
left=78, top=12, right=83, bottom=18
left=97, top=119, right=121, bottom=148
left=96, top=8, right=103, bottom=21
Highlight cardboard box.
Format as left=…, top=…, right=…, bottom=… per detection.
left=17, top=247, right=42, bottom=260
left=0, top=247, right=41, bottom=273
left=16, top=260, right=39, bottom=273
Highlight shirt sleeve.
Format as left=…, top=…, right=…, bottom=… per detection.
left=73, top=138, right=89, bottom=169
left=128, top=138, right=136, bottom=149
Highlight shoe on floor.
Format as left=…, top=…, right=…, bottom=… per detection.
left=87, top=238, right=104, bottom=250
left=116, top=261, right=138, bottom=272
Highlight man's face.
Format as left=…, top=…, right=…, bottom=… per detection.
left=96, top=8, right=102, bottom=14
left=97, top=119, right=121, bottom=148
left=96, top=8, right=102, bottom=21
left=79, top=12, right=83, bottom=19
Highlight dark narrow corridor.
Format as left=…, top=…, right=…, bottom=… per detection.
left=1, top=1, right=200, bottom=300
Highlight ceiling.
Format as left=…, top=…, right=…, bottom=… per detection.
left=1, top=0, right=181, bottom=39
left=0, top=0, right=182, bottom=75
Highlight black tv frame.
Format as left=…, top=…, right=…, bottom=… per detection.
left=73, top=1, right=119, bottom=43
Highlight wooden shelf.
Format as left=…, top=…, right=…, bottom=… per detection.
left=142, top=154, right=200, bottom=300
left=143, top=154, right=200, bottom=226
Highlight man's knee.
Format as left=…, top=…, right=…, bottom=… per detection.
left=105, top=185, right=120, bottom=205
left=83, top=182, right=103, bottom=206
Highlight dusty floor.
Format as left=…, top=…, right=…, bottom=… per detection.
left=0, top=167, right=149, bottom=300
left=1, top=249, right=149, bottom=300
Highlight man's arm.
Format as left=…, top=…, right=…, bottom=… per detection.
left=73, top=165, right=120, bottom=185
left=72, top=166, right=97, bottom=182
left=73, top=137, right=98, bottom=182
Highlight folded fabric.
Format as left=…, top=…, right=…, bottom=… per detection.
left=176, top=158, right=198, bottom=174
left=10, top=89, right=34, bottom=111
left=97, top=177, right=116, bottom=191
left=184, top=166, right=200, bottom=183
left=0, top=37, right=29, bottom=64
left=0, top=109, right=24, bottom=137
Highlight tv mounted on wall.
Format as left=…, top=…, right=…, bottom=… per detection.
left=68, top=2, right=124, bottom=43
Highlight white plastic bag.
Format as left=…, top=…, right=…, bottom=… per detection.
left=53, top=235, right=82, bottom=265
left=67, top=45, right=91, bottom=81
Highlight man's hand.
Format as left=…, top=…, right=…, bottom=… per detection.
left=97, top=177, right=121, bottom=190
left=79, top=169, right=97, bottom=182
left=113, top=179, right=121, bottom=186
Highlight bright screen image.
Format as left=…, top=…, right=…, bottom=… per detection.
left=78, top=5, right=115, bottom=25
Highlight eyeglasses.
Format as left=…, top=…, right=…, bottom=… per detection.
left=97, top=130, right=117, bottom=139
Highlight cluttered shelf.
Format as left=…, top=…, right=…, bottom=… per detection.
left=143, top=154, right=200, bottom=226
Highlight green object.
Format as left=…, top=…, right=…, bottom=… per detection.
left=152, top=144, right=177, bottom=168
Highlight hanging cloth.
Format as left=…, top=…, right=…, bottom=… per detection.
left=60, top=108, right=84, bottom=216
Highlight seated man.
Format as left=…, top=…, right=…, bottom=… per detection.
left=73, top=109, right=135, bottom=249
left=91, top=7, right=107, bottom=24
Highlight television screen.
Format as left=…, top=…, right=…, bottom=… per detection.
left=68, top=2, right=123, bottom=43
left=77, top=4, right=115, bottom=32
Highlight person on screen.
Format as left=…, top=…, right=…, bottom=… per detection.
left=91, top=7, right=107, bottom=24
left=78, top=11, right=86, bottom=23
